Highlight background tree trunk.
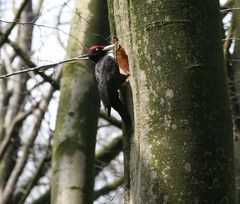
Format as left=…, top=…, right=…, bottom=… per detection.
left=51, top=0, right=109, bottom=204
left=109, top=0, right=235, bottom=203
left=0, top=1, right=33, bottom=201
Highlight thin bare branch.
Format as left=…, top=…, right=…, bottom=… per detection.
left=0, top=56, right=87, bottom=79
left=221, top=7, right=240, bottom=13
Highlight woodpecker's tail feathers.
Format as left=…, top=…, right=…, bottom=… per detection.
left=111, top=97, right=131, bottom=127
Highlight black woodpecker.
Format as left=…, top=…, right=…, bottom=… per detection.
left=84, top=44, right=131, bottom=126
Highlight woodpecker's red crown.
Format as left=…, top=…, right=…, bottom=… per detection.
left=88, top=45, right=104, bottom=53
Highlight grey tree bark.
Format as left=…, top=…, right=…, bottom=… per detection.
left=108, top=0, right=235, bottom=203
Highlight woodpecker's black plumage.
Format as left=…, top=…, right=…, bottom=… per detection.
left=87, top=45, right=131, bottom=125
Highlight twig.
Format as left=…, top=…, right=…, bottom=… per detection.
left=0, top=56, right=87, bottom=79
left=220, top=7, right=240, bottom=13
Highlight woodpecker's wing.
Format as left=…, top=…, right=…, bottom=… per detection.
left=102, top=55, right=125, bottom=88
left=95, top=66, right=111, bottom=116
left=95, top=55, right=123, bottom=117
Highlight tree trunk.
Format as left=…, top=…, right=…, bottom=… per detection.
left=109, top=0, right=235, bottom=203
left=51, top=0, right=109, bottom=204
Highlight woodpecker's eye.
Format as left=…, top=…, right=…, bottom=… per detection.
left=95, top=48, right=99, bottom=51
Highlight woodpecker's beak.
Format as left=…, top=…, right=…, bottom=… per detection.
left=77, top=53, right=89, bottom=60
left=103, top=44, right=116, bottom=51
